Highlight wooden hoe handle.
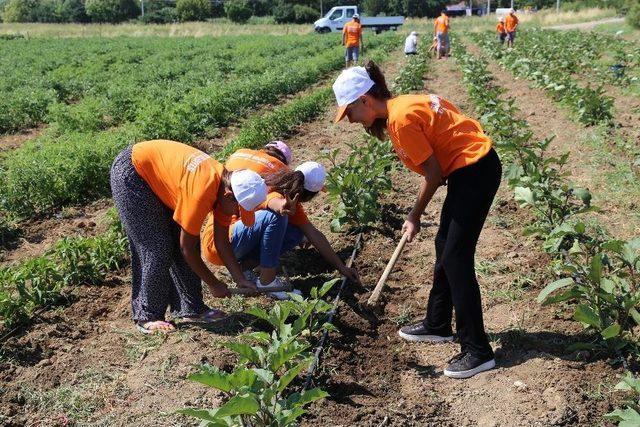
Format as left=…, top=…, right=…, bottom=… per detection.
left=367, top=232, right=409, bottom=306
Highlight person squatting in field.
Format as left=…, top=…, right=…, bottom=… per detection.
left=404, top=31, right=419, bottom=56
left=110, top=139, right=288, bottom=334
left=201, top=141, right=360, bottom=299
left=333, top=62, right=502, bottom=379
left=342, top=13, right=363, bottom=68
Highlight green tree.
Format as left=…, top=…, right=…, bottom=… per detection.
left=85, top=0, right=139, bottom=22
left=224, top=0, right=252, bottom=22
left=2, top=0, right=38, bottom=22
left=176, top=0, right=211, bottom=21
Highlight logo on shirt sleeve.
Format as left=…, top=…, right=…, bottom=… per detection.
left=429, top=94, right=443, bottom=114
left=185, top=152, right=210, bottom=173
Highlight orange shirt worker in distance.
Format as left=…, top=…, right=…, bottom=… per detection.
left=333, top=63, right=502, bottom=379
left=496, top=18, right=507, bottom=44
left=505, top=9, right=519, bottom=47
left=433, top=10, right=450, bottom=59
left=342, top=14, right=363, bottom=68
left=201, top=142, right=359, bottom=296
left=110, top=140, right=267, bottom=334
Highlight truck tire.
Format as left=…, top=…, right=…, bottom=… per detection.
left=318, top=27, right=331, bottom=34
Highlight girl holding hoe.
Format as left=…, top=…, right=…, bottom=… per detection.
left=201, top=141, right=360, bottom=299
left=110, top=139, right=269, bottom=334
left=332, top=63, right=501, bottom=379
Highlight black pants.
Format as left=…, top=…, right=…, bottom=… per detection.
left=423, top=148, right=501, bottom=358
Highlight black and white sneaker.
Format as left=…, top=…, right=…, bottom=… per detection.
left=443, top=352, right=495, bottom=379
left=398, top=322, right=454, bottom=343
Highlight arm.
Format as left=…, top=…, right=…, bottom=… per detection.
left=180, top=229, right=231, bottom=297
left=402, top=155, right=442, bottom=242
left=342, top=29, right=346, bottom=46
left=213, top=220, right=257, bottom=291
left=298, top=222, right=360, bottom=283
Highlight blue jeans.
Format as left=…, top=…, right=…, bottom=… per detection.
left=345, top=46, right=359, bottom=62
left=231, top=210, right=304, bottom=268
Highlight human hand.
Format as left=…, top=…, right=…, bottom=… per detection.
left=402, top=214, right=421, bottom=243
left=341, top=266, right=360, bottom=284
left=208, top=282, right=231, bottom=298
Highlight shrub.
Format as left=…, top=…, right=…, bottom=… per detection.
left=176, top=0, right=210, bottom=21
left=273, top=1, right=294, bottom=23
left=139, top=6, right=178, bottom=23
left=85, top=0, right=139, bottom=23
left=293, top=4, right=317, bottom=23
left=224, top=0, right=251, bottom=23
left=2, top=0, right=38, bottom=22
left=55, top=0, right=88, bottom=22
left=627, top=1, right=640, bottom=29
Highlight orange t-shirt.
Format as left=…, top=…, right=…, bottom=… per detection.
left=497, top=22, right=505, bottom=33
left=200, top=149, right=309, bottom=265
left=343, top=21, right=362, bottom=48
left=131, top=139, right=231, bottom=236
left=386, top=94, right=492, bottom=178
left=434, top=16, right=449, bottom=33
left=505, top=14, right=518, bottom=32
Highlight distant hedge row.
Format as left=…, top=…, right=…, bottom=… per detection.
left=0, top=0, right=323, bottom=23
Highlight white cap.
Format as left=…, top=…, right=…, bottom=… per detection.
left=353, top=13, right=359, bottom=18
left=510, top=8, right=515, bottom=12
left=230, top=169, right=267, bottom=226
left=332, top=66, right=375, bottom=123
left=295, top=161, right=326, bottom=192
left=410, top=31, right=418, bottom=36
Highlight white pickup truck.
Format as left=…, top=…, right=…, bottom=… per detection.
left=314, top=6, right=404, bottom=34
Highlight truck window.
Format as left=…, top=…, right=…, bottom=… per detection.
left=329, top=9, right=343, bottom=20
left=345, top=8, right=355, bottom=18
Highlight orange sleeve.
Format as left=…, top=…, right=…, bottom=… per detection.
left=395, top=124, right=433, bottom=168
left=289, top=203, right=309, bottom=226
left=258, top=192, right=284, bottom=210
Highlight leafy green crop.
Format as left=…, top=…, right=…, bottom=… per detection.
left=324, top=136, right=395, bottom=232
left=0, top=209, right=127, bottom=329
left=180, top=280, right=339, bottom=426
left=471, top=30, right=614, bottom=126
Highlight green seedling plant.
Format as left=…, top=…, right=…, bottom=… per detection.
left=605, top=372, right=640, bottom=426
left=538, top=232, right=640, bottom=352
left=180, top=281, right=339, bottom=426
left=393, top=47, right=430, bottom=94
left=324, top=137, right=395, bottom=232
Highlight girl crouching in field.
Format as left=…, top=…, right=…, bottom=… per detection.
left=201, top=142, right=359, bottom=298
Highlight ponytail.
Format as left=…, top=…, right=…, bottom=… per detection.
left=364, top=60, right=393, bottom=141
left=262, top=145, right=289, bottom=165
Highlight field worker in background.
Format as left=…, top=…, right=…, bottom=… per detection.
left=404, top=31, right=419, bottom=55
left=201, top=142, right=359, bottom=299
left=496, top=17, right=507, bottom=44
left=343, top=13, right=363, bottom=68
left=333, top=63, right=502, bottom=379
left=505, top=9, right=519, bottom=48
left=110, top=140, right=267, bottom=334
left=434, top=10, right=450, bottom=59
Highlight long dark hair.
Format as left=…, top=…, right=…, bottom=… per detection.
left=364, top=60, right=393, bottom=141
left=264, top=169, right=305, bottom=200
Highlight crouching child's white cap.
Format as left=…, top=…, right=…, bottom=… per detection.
left=295, top=161, right=326, bottom=192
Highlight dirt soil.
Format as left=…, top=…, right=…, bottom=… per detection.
left=0, top=199, right=113, bottom=265
left=0, top=50, right=626, bottom=427
left=463, top=41, right=640, bottom=240
left=545, top=17, right=625, bottom=31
